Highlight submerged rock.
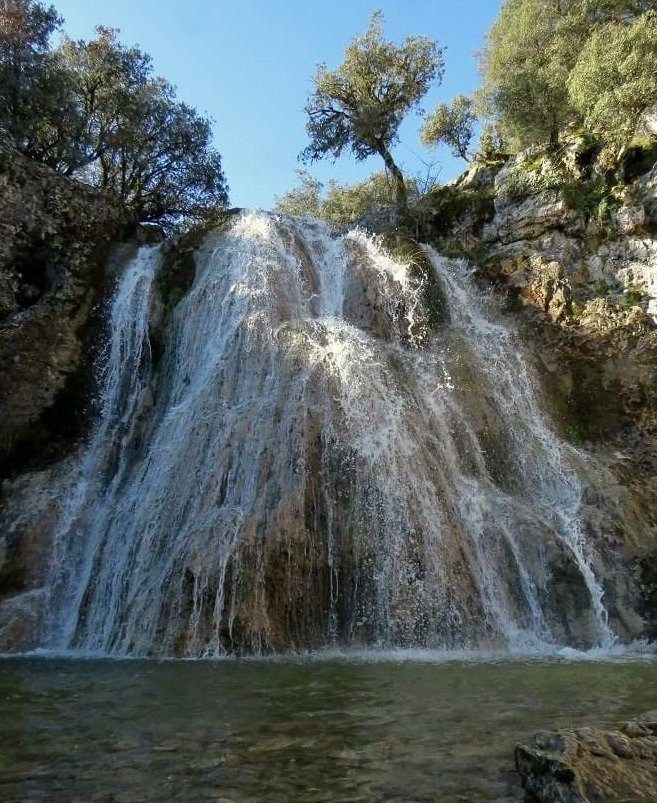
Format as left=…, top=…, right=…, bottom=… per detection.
left=515, top=713, right=657, bottom=801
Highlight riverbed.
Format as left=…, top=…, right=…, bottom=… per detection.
left=1, top=652, right=656, bottom=801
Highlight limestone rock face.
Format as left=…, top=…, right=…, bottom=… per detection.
left=484, top=190, right=582, bottom=245
left=612, top=204, right=646, bottom=235
left=0, top=146, right=125, bottom=474
left=516, top=713, right=657, bottom=802
left=436, top=151, right=657, bottom=642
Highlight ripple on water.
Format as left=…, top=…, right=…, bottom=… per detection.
left=0, top=655, right=656, bottom=801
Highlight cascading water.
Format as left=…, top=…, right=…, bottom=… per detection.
left=44, top=212, right=613, bottom=657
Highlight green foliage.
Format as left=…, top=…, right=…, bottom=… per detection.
left=0, top=3, right=228, bottom=226
left=477, top=0, right=576, bottom=149
left=272, top=170, right=323, bottom=218
left=618, top=283, right=646, bottom=309
left=274, top=170, right=417, bottom=226
left=0, top=0, right=78, bottom=161
left=477, top=124, right=509, bottom=164
left=562, top=176, right=621, bottom=231
left=412, top=183, right=495, bottom=243
left=567, top=11, right=657, bottom=151
left=479, top=0, right=657, bottom=155
left=301, top=11, right=443, bottom=210
left=59, top=27, right=228, bottom=225
left=323, top=171, right=417, bottom=225
left=421, top=94, right=475, bottom=160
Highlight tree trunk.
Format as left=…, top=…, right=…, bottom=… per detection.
left=378, top=145, right=407, bottom=212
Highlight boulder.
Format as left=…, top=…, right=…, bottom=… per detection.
left=516, top=713, right=657, bottom=801
left=0, top=588, right=46, bottom=652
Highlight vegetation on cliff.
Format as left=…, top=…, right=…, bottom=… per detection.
left=477, top=0, right=657, bottom=156
left=0, top=0, right=228, bottom=226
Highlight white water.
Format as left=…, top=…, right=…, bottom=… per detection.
left=45, top=213, right=614, bottom=657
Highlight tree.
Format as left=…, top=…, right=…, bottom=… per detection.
left=478, top=0, right=657, bottom=153
left=274, top=170, right=418, bottom=226
left=301, top=11, right=442, bottom=211
left=567, top=11, right=657, bottom=150
left=0, top=8, right=228, bottom=226
left=0, top=0, right=80, bottom=161
left=421, top=94, right=476, bottom=160
left=477, top=0, right=578, bottom=149
left=273, top=169, right=323, bottom=218
left=58, top=27, right=228, bottom=224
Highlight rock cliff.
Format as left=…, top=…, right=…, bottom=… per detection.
left=414, top=144, right=657, bottom=641
left=0, top=142, right=656, bottom=653
left=0, top=147, right=127, bottom=648
left=0, top=146, right=126, bottom=472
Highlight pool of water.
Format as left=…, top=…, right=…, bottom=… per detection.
left=1, top=652, right=656, bottom=801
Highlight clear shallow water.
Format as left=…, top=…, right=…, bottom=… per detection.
left=1, top=655, right=656, bottom=801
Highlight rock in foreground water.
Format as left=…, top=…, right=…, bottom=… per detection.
left=515, top=712, right=657, bottom=801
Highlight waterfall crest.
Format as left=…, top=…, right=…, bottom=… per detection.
left=45, top=212, right=613, bottom=657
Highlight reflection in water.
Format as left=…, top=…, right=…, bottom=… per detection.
left=1, top=656, right=656, bottom=801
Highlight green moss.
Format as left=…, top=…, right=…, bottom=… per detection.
left=410, top=183, right=495, bottom=242
left=151, top=213, right=235, bottom=365
left=382, top=232, right=449, bottom=331
left=156, top=213, right=233, bottom=314
left=541, top=345, right=627, bottom=444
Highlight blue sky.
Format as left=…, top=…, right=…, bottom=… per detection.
left=53, top=1, right=500, bottom=209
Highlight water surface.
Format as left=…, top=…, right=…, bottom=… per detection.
left=1, top=654, right=656, bottom=801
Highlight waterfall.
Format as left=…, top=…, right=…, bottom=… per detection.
left=44, top=212, right=613, bottom=657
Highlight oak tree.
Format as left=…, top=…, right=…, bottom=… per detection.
left=301, top=12, right=442, bottom=211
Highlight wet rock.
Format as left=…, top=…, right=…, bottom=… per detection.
left=516, top=714, right=657, bottom=801
left=0, top=461, right=72, bottom=649
left=0, top=588, right=46, bottom=651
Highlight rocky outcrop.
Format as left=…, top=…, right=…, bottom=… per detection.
left=413, top=142, right=657, bottom=642
left=516, top=712, right=657, bottom=801
left=0, top=148, right=130, bottom=649
left=493, top=158, right=655, bottom=307
left=0, top=146, right=126, bottom=476
left=483, top=189, right=583, bottom=246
